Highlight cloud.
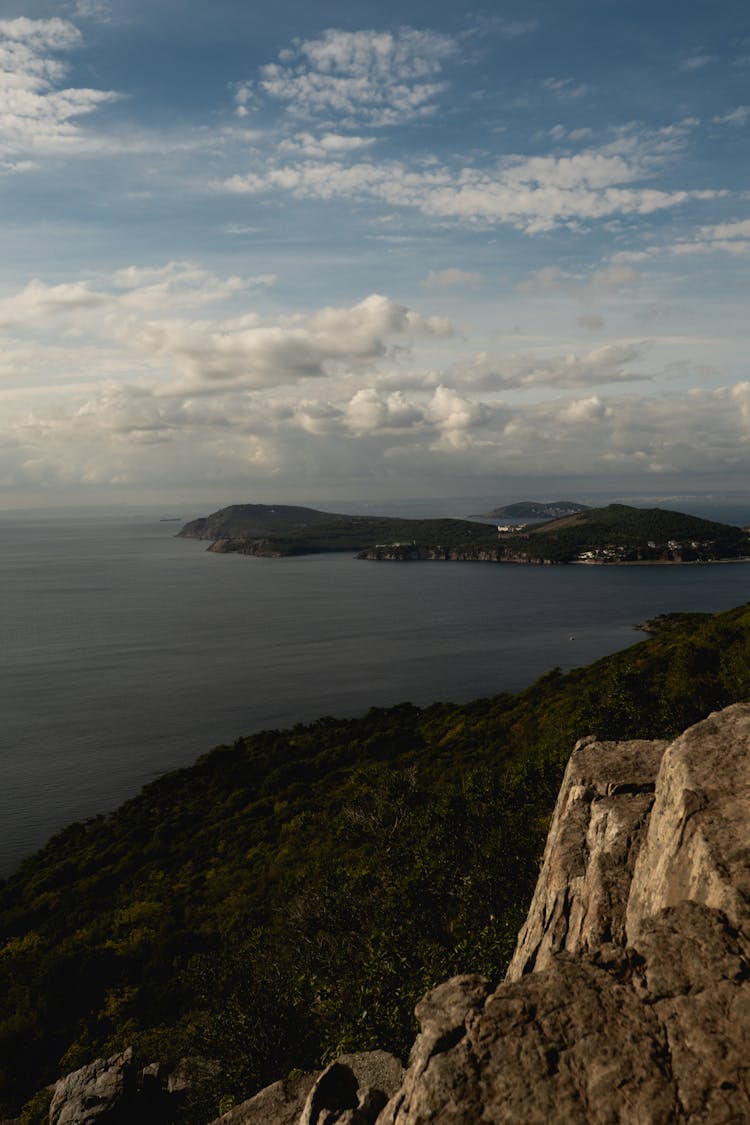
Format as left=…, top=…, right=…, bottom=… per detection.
left=4, top=307, right=750, bottom=495
left=516, top=265, right=564, bottom=293
left=545, top=124, right=593, bottom=142
left=713, top=105, right=750, bottom=126
left=69, top=0, right=113, bottom=22
left=0, top=269, right=454, bottom=396
left=586, top=265, right=639, bottom=295
left=541, top=77, right=589, bottom=100
left=15, top=372, right=750, bottom=497
left=0, top=263, right=267, bottom=331
left=560, top=394, right=612, bottom=422
left=221, top=124, right=724, bottom=234
left=517, top=263, right=639, bottom=298
left=421, top=268, right=481, bottom=289
left=677, top=52, right=716, bottom=72
left=344, top=387, right=422, bottom=434
left=232, top=82, right=252, bottom=118
left=1, top=254, right=745, bottom=499
left=665, top=218, right=750, bottom=257
left=462, top=15, right=539, bottom=40
left=698, top=219, right=750, bottom=240
left=0, top=16, right=120, bottom=157
left=254, top=27, right=458, bottom=126
left=608, top=250, right=655, bottom=263
left=578, top=314, right=606, bottom=330
left=449, top=341, right=648, bottom=391
left=278, top=131, right=377, bottom=157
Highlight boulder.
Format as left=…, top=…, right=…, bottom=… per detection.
left=298, top=1051, right=404, bottom=1125
left=211, top=1052, right=404, bottom=1125
left=49, top=1049, right=135, bottom=1125
left=209, top=1073, right=317, bottom=1125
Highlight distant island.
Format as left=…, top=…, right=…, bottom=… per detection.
left=178, top=502, right=750, bottom=565
left=471, top=500, right=590, bottom=520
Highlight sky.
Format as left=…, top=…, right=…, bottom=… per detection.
left=0, top=0, right=748, bottom=511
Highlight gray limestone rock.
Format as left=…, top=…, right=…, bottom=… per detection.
left=626, top=703, right=750, bottom=943
left=507, top=736, right=667, bottom=981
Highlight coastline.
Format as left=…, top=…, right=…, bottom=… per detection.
left=571, top=555, right=750, bottom=566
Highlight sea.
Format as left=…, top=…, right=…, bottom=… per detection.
left=2, top=502, right=750, bottom=877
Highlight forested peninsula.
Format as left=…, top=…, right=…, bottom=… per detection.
left=3, top=605, right=750, bottom=1121
left=178, top=502, right=750, bottom=564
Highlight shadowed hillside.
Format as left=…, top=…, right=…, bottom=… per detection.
left=3, top=605, right=750, bottom=1119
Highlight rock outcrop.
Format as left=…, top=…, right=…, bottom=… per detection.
left=377, top=704, right=750, bottom=1123
left=47, top=1051, right=215, bottom=1124
left=506, top=735, right=669, bottom=979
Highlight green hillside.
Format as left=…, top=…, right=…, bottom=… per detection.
left=3, top=604, right=750, bottom=1120
left=180, top=503, right=499, bottom=555
left=178, top=502, right=748, bottom=563
left=517, top=503, right=748, bottom=562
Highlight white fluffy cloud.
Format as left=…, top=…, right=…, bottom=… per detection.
left=0, top=17, right=119, bottom=157
left=0, top=269, right=452, bottom=393
left=254, top=27, right=457, bottom=126
left=1, top=258, right=747, bottom=500
left=0, top=263, right=269, bottom=331
left=223, top=125, right=724, bottom=234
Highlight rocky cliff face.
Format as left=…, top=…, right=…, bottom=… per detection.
left=376, top=704, right=750, bottom=1124
left=45, top=705, right=750, bottom=1124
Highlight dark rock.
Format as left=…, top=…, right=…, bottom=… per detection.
left=300, top=1052, right=404, bottom=1125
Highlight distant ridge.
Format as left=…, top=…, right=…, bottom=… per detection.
left=474, top=500, right=590, bottom=520
left=177, top=503, right=339, bottom=540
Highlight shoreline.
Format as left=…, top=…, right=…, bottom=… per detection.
left=571, top=555, right=750, bottom=566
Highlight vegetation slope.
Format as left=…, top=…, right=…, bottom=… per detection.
left=3, top=605, right=750, bottom=1120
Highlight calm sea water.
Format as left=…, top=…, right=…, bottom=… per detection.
left=2, top=512, right=749, bottom=875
